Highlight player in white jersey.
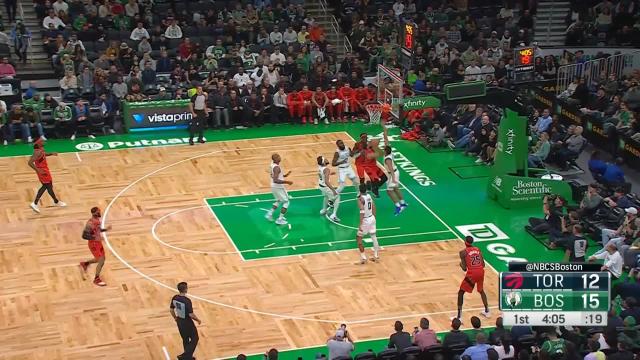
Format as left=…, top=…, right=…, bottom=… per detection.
left=317, top=156, right=340, bottom=222
left=356, top=183, right=380, bottom=264
left=265, top=153, right=292, bottom=225
left=331, top=140, right=359, bottom=193
left=382, top=125, right=407, bottom=215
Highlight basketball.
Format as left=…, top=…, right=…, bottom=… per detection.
left=382, top=103, right=392, bottom=114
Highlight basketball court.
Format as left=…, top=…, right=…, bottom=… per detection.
left=0, top=126, right=538, bottom=359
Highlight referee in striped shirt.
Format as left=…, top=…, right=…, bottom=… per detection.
left=170, top=282, right=201, bottom=360
left=189, top=85, right=208, bottom=146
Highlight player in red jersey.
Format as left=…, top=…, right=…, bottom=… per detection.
left=365, top=84, right=377, bottom=102
left=312, top=86, right=328, bottom=125
left=287, top=91, right=303, bottom=123
left=325, top=85, right=343, bottom=122
left=456, top=236, right=490, bottom=320
left=352, top=132, right=369, bottom=184
left=79, top=207, right=112, bottom=286
left=28, top=138, right=66, bottom=213
left=299, top=85, right=314, bottom=124
left=354, top=85, right=371, bottom=120
left=363, top=138, right=387, bottom=197
left=338, top=83, right=356, bottom=122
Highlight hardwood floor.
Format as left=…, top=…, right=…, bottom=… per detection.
left=0, top=132, right=498, bottom=360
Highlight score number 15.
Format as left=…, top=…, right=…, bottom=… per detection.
left=581, top=274, right=601, bottom=310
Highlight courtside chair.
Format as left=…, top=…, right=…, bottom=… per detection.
left=444, top=343, right=467, bottom=358
left=354, top=351, right=376, bottom=360
left=377, top=348, right=399, bottom=360
left=423, top=344, right=444, bottom=360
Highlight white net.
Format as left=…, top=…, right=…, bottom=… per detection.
left=365, top=103, right=383, bottom=125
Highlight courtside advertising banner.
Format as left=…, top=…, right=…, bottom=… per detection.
left=123, top=100, right=193, bottom=132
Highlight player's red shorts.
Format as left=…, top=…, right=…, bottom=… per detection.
left=460, top=269, right=484, bottom=293
left=88, top=240, right=105, bottom=258
left=355, top=163, right=365, bottom=178
left=364, top=165, right=384, bottom=181
left=38, top=171, right=52, bottom=184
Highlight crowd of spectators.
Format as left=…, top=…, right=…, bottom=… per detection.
left=564, top=0, right=640, bottom=47
left=333, top=0, right=541, bottom=92
left=558, top=66, right=640, bottom=154
left=246, top=311, right=640, bottom=360
left=2, top=0, right=407, bottom=142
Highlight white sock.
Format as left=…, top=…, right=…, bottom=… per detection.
left=394, top=202, right=400, bottom=207
left=360, top=251, right=367, bottom=260
left=336, top=183, right=345, bottom=193
left=267, top=209, right=274, bottom=216
left=371, top=234, right=379, bottom=257
left=400, top=199, right=406, bottom=205
left=278, top=213, right=284, bottom=219
left=331, top=195, right=340, bottom=216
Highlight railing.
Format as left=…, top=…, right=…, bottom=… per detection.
left=17, top=0, right=33, bottom=65
left=543, top=2, right=554, bottom=44
left=316, top=0, right=351, bottom=57
left=556, top=50, right=640, bottom=95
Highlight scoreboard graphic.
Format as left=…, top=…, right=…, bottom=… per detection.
left=500, top=264, right=610, bottom=326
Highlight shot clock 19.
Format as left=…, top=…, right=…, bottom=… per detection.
left=500, top=267, right=610, bottom=326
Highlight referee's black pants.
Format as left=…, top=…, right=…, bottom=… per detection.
left=189, top=110, right=206, bottom=144
left=177, top=320, right=198, bottom=360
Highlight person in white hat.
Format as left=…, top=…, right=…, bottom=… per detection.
left=327, top=327, right=354, bottom=360
left=596, top=207, right=639, bottom=257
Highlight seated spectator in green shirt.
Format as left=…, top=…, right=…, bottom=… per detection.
left=467, top=316, right=487, bottom=345
left=541, top=328, right=567, bottom=359
left=23, top=93, right=45, bottom=114
left=53, top=102, right=72, bottom=123
left=73, top=13, right=88, bottom=32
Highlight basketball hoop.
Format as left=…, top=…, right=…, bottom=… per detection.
left=365, top=103, right=390, bottom=125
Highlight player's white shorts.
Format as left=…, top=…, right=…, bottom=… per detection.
left=271, top=187, right=289, bottom=203
left=338, top=166, right=357, bottom=184
left=320, top=186, right=338, bottom=201
left=387, top=169, right=400, bottom=189
left=357, top=216, right=376, bottom=236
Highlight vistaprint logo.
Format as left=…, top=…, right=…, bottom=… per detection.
left=131, top=112, right=193, bottom=124
left=132, top=113, right=145, bottom=123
